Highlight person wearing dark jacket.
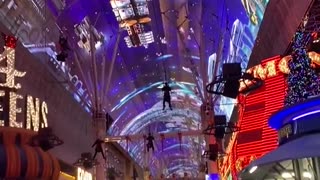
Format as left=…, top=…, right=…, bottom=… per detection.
left=92, top=139, right=106, bottom=160
left=146, top=133, right=155, bottom=152
left=162, top=82, right=172, bottom=110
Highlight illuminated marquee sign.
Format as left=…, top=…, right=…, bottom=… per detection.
left=240, top=52, right=320, bottom=89
left=77, top=167, right=92, bottom=180
left=220, top=55, right=290, bottom=179
left=0, top=44, right=48, bottom=131
left=278, top=123, right=293, bottom=144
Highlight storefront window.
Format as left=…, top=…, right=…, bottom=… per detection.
left=241, top=157, right=320, bottom=180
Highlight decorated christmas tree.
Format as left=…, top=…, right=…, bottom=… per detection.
left=284, top=30, right=320, bottom=106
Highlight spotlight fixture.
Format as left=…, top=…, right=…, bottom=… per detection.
left=206, top=63, right=263, bottom=98
left=110, top=0, right=154, bottom=48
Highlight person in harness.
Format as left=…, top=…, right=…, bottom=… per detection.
left=92, top=138, right=106, bottom=160
left=162, top=82, right=172, bottom=110
left=146, top=133, right=155, bottom=152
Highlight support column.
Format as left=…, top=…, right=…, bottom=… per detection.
left=159, top=0, right=179, bottom=58
left=143, top=151, right=151, bottom=180
left=93, top=112, right=106, bottom=180
left=312, top=157, right=320, bottom=179
left=292, top=159, right=302, bottom=180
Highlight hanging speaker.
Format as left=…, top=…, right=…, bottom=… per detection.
left=214, top=115, right=226, bottom=139
left=215, top=127, right=226, bottom=139
left=208, top=144, right=219, bottom=161
left=222, top=63, right=242, bottom=79
left=222, top=80, right=240, bottom=99
left=214, top=115, right=227, bottom=126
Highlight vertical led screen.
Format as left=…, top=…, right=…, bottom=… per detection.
left=207, top=0, right=270, bottom=122
left=219, top=56, right=288, bottom=179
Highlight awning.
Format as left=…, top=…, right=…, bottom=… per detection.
left=240, top=133, right=320, bottom=179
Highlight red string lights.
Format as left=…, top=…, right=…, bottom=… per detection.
left=2, top=33, right=17, bottom=49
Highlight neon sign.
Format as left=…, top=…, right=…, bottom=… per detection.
left=278, top=123, right=293, bottom=144
left=221, top=55, right=287, bottom=179
left=0, top=44, right=48, bottom=131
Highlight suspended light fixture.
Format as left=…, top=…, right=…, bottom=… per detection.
left=74, top=16, right=105, bottom=52
left=110, top=0, right=154, bottom=48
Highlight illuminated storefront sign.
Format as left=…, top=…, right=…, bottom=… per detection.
left=77, top=168, right=92, bottom=180
left=0, top=45, right=48, bottom=131
left=270, top=97, right=320, bottom=144
left=221, top=55, right=287, bottom=179
left=278, top=123, right=293, bottom=144
left=240, top=52, right=320, bottom=90
left=277, top=110, right=320, bottom=145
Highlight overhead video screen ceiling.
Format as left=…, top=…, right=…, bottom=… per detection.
left=0, top=0, right=269, bottom=176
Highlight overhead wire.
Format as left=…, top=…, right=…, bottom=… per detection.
left=160, top=2, right=207, bottom=170
left=42, top=0, right=53, bottom=129
left=150, top=0, right=168, bottom=83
